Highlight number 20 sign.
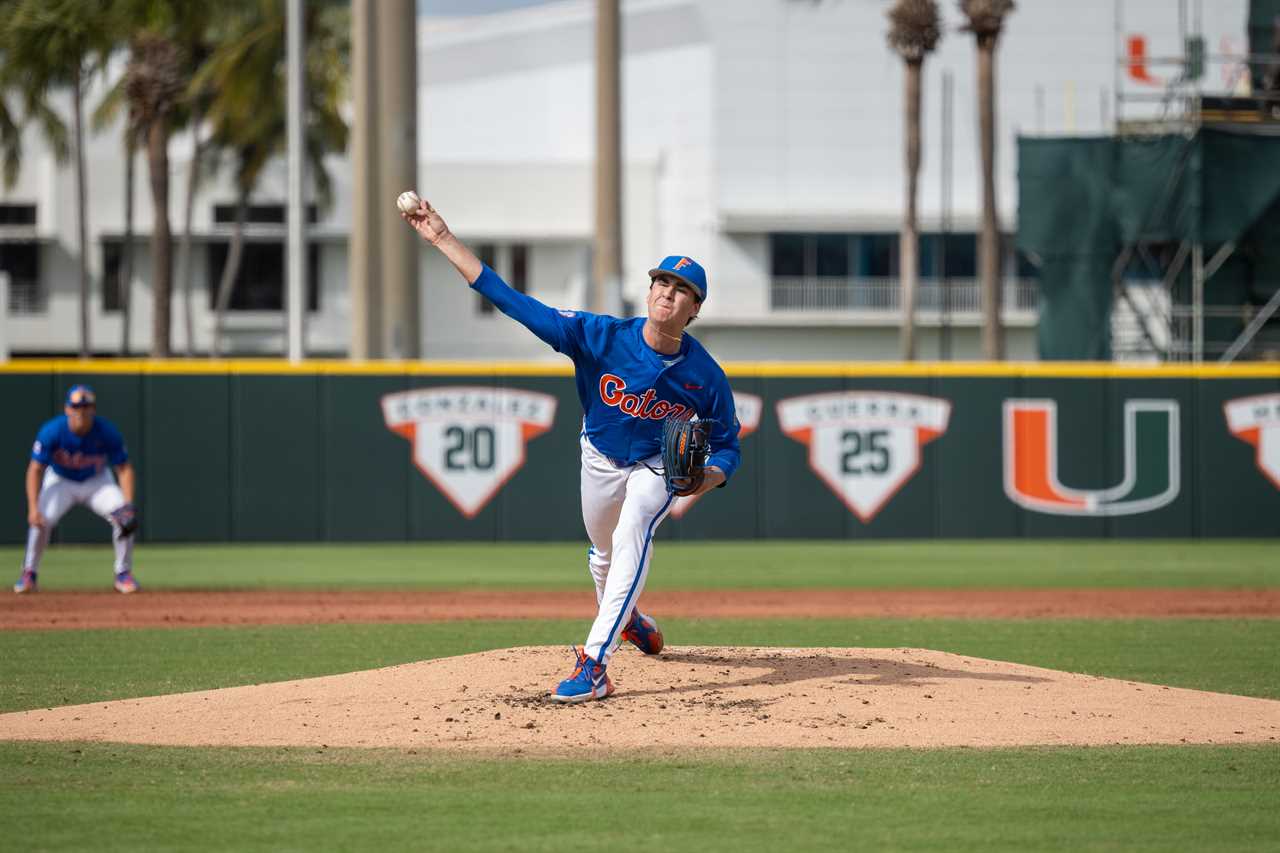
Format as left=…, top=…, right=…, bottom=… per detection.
left=777, top=391, right=952, bottom=522
left=382, top=387, right=558, bottom=518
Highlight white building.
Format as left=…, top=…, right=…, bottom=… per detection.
left=0, top=0, right=1251, bottom=360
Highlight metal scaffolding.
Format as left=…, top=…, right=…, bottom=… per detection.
left=1110, top=0, right=1280, bottom=362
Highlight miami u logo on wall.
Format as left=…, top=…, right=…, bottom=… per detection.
left=669, top=391, right=762, bottom=519
left=1224, top=393, right=1280, bottom=490
left=382, top=387, right=557, bottom=518
left=1003, top=399, right=1180, bottom=516
left=777, top=391, right=951, bottom=522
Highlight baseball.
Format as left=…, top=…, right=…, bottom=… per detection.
left=397, top=190, right=422, bottom=215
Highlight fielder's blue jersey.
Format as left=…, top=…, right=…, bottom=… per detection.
left=472, top=265, right=741, bottom=482
left=30, top=415, right=129, bottom=481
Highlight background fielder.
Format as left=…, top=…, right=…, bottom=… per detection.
left=14, top=385, right=140, bottom=595
left=402, top=194, right=741, bottom=703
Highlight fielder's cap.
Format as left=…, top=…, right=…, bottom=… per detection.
left=66, top=384, right=96, bottom=408
left=649, top=255, right=707, bottom=301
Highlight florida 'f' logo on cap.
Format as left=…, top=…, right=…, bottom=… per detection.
left=673, top=257, right=693, bottom=271
left=67, top=385, right=96, bottom=407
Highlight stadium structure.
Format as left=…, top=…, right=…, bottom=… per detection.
left=0, top=0, right=1273, bottom=361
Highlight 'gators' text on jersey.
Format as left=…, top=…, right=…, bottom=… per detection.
left=31, top=416, right=129, bottom=481
left=470, top=264, right=741, bottom=481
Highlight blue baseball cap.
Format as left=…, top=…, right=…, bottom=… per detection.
left=66, top=384, right=96, bottom=408
left=649, top=255, right=707, bottom=301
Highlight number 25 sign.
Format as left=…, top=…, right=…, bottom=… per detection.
left=777, top=391, right=952, bottom=522
left=382, top=387, right=557, bottom=518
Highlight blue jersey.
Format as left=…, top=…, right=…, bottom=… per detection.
left=472, top=265, right=741, bottom=482
left=30, top=415, right=129, bottom=481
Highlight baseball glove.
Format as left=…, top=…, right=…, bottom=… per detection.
left=660, top=416, right=710, bottom=496
left=110, top=503, right=139, bottom=537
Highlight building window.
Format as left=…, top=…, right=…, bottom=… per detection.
left=815, top=234, right=850, bottom=277
left=101, top=239, right=132, bottom=313
left=1, top=242, right=42, bottom=314
left=770, top=231, right=1037, bottom=312
left=770, top=234, right=805, bottom=276
left=476, top=243, right=528, bottom=315
left=919, top=233, right=978, bottom=279
left=0, top=204, right=37, bottom=226
left=772, top=232, right=992, bottom=280
left=206, top=241, right=320, bottom=311
left=857, top=234, right=898, bottom=278
left=212, top=203, right=318, bottom=225
left=769, top=234, right=856, bottom=278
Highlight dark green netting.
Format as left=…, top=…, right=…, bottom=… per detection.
left=1018, top=130, right=1280, bottom=359
left=1249, top=0, right=1280, bottom=90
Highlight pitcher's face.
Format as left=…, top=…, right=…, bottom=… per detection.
left=647, top=275, right=701, bottom=326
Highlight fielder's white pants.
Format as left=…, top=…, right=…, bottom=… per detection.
left=580, top=433, right=674, bottom=665
left=24, top=467, right=133, bottom=576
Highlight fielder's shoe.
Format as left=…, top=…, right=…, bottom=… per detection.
left=113, top=571, right=139, bottom=595
left=621, top=610, right=664, bottom=655
left=13, top=569, right=37, bottom=594
left=551, top=647, right=614, bottom=703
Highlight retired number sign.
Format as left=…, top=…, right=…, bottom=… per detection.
left=383, top=387, right=557, bottom=518
left=777, top=391, right=952, bottom=522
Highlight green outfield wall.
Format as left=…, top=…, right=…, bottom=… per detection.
left=2, top=360, right=1278, bottom=543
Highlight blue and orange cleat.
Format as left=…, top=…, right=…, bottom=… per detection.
left=621, top=610, right=664, bottom=655
left=113, top=571, right=139, bottom=594
left=551, top=647, right=614, bottom=703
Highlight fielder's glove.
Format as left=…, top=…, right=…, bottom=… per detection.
left=660, top=417, right=711, bottom=497
left=110, top=503, right=139, bottom=537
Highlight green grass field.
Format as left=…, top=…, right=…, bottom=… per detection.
left=5, top=539, right=1280, bottom=590
left=2, top=540, right=1278, bottom=851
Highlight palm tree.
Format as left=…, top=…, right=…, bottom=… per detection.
left=960, top=0, right=1015, bottom=360
left=171, top=7, right=220, bottom=356
left=0, top=12, right=27, bottom=191
left=175, top=108, right=208, bottom=355
left=0, top=0, right=115, bottom=358
left=93, top=67, right=143, bottom=356
left=193, top=0, right=348, bottom=356
left=119, top=131, right=136, bottom=355
left=124, top=30, right=184, bottom=358
left=98, top=0, right=224, bottom=358
left=888, top=0, right=941, bottom=361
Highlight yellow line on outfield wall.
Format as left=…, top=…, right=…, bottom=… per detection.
left=0, top=359, right=576, bottom=377
left=1, top=359, right=1278, bottom=379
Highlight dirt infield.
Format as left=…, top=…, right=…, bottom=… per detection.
left=4, top=587, right=1280, bottom=630
left=3, top=646, right=1278, bottom=750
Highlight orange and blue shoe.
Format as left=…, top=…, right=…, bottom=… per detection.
left=621, top=610, right=664, bottom=655
left=13, top=569, right=37, bottom=594
left=113, top=571, right=139, bottom=595
left=551, top=647, right=614, bottom=704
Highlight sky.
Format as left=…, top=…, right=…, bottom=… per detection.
left=417, top=0, right=556, bottom=16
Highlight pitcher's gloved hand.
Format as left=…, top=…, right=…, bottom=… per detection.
left=661, top=417, right=710, bottom=497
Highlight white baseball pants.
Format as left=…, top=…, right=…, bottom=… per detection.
left=24, top=467, right=133, bottom=576
left=579, top=433, right=674, bottom=665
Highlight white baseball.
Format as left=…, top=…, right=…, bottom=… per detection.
left=396, top=190, right=422, bottom=215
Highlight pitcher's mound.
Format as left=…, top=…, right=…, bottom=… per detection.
left=3, top=646, right=1278, bottom=751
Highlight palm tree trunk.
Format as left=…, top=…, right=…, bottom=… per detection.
left=120, top=135, right=134, bottom=355
left=977, top=40, right=1003, bottom=360
left=900, top=58, right=922, bottom=361
left=178, top=119, right=202, bottom=355
left=72, top=64, right=89, bottom=359
left=148, top=120, right=172, bottom=358
left=211, top=194, right=248, bottom=358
